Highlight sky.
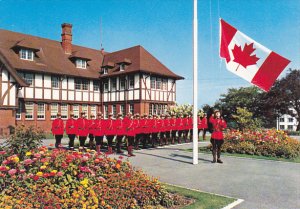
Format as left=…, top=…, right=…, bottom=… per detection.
left=0, top=0, right=299, bottom=107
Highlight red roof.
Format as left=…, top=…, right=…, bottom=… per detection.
left=0, top=28, right=183, bottom=82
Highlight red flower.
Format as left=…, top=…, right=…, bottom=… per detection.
left=32, top=175, right=39, bottom=181
left=0, top=150, right=6, bottom=155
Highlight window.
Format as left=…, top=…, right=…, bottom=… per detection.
left=288, top=125, right=293, bottom=130
left=76, top=59, right=87, bottom=69
left=119, top=77, right=125, bottom=90
left=91, top=105, right=97, bottom=117
left=162, top=79, right=168, bottom=90
left=61, top=104, right=68, bottom=119
left=279, top=125, right=285, bottom=130
left=103, top=80, right=109, bottom=92
left=82, top=104, right=88, bottom=118
left=156, top=78, right=162, bottom=90
left=111, top=78, right=117, bottom=91
left=153, top=104, right=157, bottom=115
left=16, top=101, right=23, bottom=120
left=288, top=118, right=293, bottom=122
left=151, top=77, right=156, bottom=89
left=37, top=103, right=45, bottom=120
left=75, top=79, right=81, bottom=90
left=120, top=104, right=125, bottom=116
left=73, top=104, right=79, bottom=119
left=149, top=104, right=153, bottom=116
left=103, top=67, right=108, bottom=74
left=129, top=104, right=134, bottom=114
left=128, top=75, right=134, bottom=89
left=120, top=64, right=125, bottom=71
left=82, top=80, right=89, bottom=90
left=20, top=73, right=34, bottom=86
left=20, top=49, right=34, bottom=61
left=75, top=79, right=89, bottom=90
left=93, top=81, right=100, bottom=91
left=279, top=117, right=284, bottom=122
left=51, top=103, right=58, bottom=119
left=112, top=105, right=116, bottom=118
left=25, top=102, right=34, bottom=120
left=51, top=76, right=59, bottom=88
left=104, top=105, right=108, bottom=119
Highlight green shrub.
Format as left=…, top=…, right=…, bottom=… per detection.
left=1, top=125, right=45, bottom=160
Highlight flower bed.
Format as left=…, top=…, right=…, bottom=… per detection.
left=203, top=129, right=300, bottom=159
left=0, top=147, right=177, bottom=209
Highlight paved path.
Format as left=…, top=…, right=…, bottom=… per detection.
left=128, top=142, right=300, bottom=209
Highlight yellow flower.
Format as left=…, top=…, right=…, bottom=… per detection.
left=25, top=152, right=32, bottom=156
left=36, top=172, right=43, bottom=177
left=40, top=165, right=47, bottom=170
left=80, top=178, right=89, bottom=188
left=13, top=156, right=19, bottom=163
left=43, top=162, right=49, bottom=166
left=51, top=170, right=57, bottom=174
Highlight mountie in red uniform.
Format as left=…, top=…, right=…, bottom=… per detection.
left=66, top=118, right=77, bottom=135
left=52, top=118, right=64, bottom=135
left=125, top=117, right=135, bottom=157
left=94, top=116, right=104, bottom=153
left=197, top=116, right=202, bottom=129
left=115, top=118, right=125, bottom=136
left=104, top=118, right=115, bottom=136
left=201, top=117, right=208, bottom=129
left=209, top=116, right=227, bottom=140
left=76, top=117, right=89, bottom=137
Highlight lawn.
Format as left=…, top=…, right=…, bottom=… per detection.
left=164, top=184, right=235, bottom=209
left=185, top=148, right=300, bottom=163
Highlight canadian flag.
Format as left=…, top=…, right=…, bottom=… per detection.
left=220, top=19, right=290, bottom=92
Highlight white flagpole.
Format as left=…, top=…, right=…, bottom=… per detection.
left=193, top=0, right=198, bottom=165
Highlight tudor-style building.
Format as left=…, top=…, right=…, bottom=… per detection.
left=0, top=23, right=183, bottom=135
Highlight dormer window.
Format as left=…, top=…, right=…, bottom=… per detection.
left=76, top=59, right=87, bottom=69
left=120, top=63, right=125, bottom=71
left=19, top=48, right=34, bottom=61
left=103, top=68, right=108, bottom=74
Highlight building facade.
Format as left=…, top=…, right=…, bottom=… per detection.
left=277, top=114, right=299, bottom=131
left=0, top=23, right=183, bottom=135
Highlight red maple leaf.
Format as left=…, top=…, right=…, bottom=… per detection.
left=232, top=43, right=259, bottom=71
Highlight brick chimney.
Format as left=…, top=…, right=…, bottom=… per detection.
left=61, top=23, right=72, bottom=54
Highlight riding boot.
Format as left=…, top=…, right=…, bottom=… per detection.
left=106, top=146, right=113, bottom=155
left=96, top=145, right=101, bottom=154
left=212, top=148, right=217, bottom=163
left=217, top=148, right=223, bottom=163
left=128, top=146, right=135, bottom=157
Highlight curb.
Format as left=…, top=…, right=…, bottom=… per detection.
left=163, top=183, right=244, bottom=209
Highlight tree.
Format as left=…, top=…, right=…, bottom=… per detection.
left=265, top=69, right=300, bottom=130
left=232, top=107, right=262, bottom=131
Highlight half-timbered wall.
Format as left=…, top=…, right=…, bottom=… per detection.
left=0, top=64, right=17, bottom=108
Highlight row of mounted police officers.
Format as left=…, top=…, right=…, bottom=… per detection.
left=52, top=111, right=209, bottom=157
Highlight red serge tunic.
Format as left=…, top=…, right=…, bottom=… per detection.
left=104, top=119, right=115, bottom=136
left=158, top=118, right=164, bottom=132
left=209, top=116, right=227, bottom=140
left=197, top=117, right=202, bottom=129
left=183, top=118, right=189, bottom=130
left=188, top=117, right=193, bottom=129
left=52, top=118, right=64, bottom=135
left=115, top=118, right=125, bottom=136
left=170, top=118, right=176, bottom=131
left=88, top=119, right=95, bottom=135
left=152, top=118, right=159, bottom=133
left=176, top=118, right=184, bottom=131
left=164, top=118, right=170, bottom=132
left=126, top=118, right=135, bottom=137
left=201, top=117, right=208, bottom=129
left=76, top=118, right=89, bottom=137
left=140, top=118, right=147, bottom=134
left=94, top=119, right=104, bottom=136
left=66, top=118, right=77, bottom=135
left=134, top=119, right=141, bottom=135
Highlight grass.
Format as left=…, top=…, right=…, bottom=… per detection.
left=185, top=147, right=300, bottom=163
left=164, top=184, right=235, bottom=209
